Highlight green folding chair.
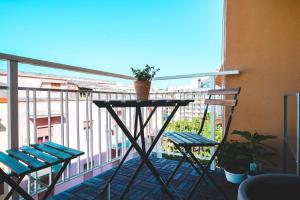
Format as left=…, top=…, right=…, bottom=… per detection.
left=0, top=142, right=84, bottom=200
left=164, top=87, right=241, bottom=200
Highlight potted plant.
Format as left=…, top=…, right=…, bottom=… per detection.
left=216, top=141, right=250, bottom=184
left=231, top=130, right=277, bottom=176
left=131, top=65, right=160, bottom=100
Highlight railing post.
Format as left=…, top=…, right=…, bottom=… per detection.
left=209, top=76, right=216, bottom=170
left=283, top=95, right=288, bottom=173
left=156, top=93, right=163, bottom=158
left=7, top=60, right=19, bottom=200
left=297, top=93, right=300, bottom=176
left=7, top=60, right=19, bottom=149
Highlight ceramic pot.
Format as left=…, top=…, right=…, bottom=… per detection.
left=224, top=169, right=246, bottom=184
left=134, top=80, right=151, bottom=100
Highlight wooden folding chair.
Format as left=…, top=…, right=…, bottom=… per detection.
left=163, top=87, right=241, bottom=200
left=0, top=142, right=84, bottom=200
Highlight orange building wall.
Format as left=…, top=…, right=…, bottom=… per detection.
left=224, top=0, right=300, bottom=169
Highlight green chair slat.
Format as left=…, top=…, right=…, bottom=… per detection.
left=1, top=142, right=84, bottom=200
left=164, top=132, right=190, bottom=146
left=43, top=142, right=84, bottom=156
left=164, top=132, right=219, bottom=147
left=6, top=149, right=46, bottom=170
left=178, top=132, right=203, bottom=144
left=20, top=146, right=60, bottom=164
left=183, top=133, right=219, bottom=146
left=0, top=152, right=31, bottom=175
left=32, top=144, right=72, bottom=160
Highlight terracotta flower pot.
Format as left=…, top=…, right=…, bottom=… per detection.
left=134, top=80, right=151, bottom=101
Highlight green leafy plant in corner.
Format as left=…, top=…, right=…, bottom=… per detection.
left=131, top=65, right=160, bottom=81
left=216, top=141, right=250, bottom=173
left=231, top=130, right=277, bottom=168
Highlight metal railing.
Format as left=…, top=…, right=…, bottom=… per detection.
left=283, top=92, right=300, bottom=175
left=0, top=86, right=208, bottom=194
left=0, top=53, right=239, bottom=197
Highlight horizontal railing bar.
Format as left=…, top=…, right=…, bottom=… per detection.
left=0, top=86, right=209, bottom=95
left=153, top=70, right=240, bottom=80
left=0, top=85, right=133, bottom=94
left=284, top=93, right=299, bottom=97
left=0, top=53, right=134, bottom=80
left=0, top=53, right=240, bottom=81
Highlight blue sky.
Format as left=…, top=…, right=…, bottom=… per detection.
left=0, top=0, right=224, bottom=88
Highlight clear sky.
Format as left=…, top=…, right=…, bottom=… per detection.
left=0, top=0, right=224, bottom=88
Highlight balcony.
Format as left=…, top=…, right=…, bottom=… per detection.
left=0, top=53, right=241, bottom=199
left=1, top=0, right=299, bottom=199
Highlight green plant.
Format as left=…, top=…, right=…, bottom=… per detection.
left=131, top=65, right=160, bottom=81
left=216, top=141, right=250, bottom=173
left=231, top=130, right=277, bottom=167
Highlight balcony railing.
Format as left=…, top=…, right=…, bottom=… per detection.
left=0, top=53, right=239, bottom=197
left=283, top=92, right=300, bottom=175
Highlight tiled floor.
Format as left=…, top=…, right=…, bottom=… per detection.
left=51, top=157, right=238, bottom=200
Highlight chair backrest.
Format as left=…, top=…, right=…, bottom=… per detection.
left=198, top=87, right=241, bottom=144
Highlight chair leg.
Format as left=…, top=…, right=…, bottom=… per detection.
left=186, top=149, right=228, bottom=200
left=4, top=175, right=25, bottom=200
left=181, top=153, right=210, bottom=185
left=166, top=154, right=185, bottom=185
left=42, top=159, right=70, bottom=200
left=174, top=145, right=209, bottom=185
left=0, top=169, right=33, bottom=200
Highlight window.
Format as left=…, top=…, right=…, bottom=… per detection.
left=38, top=136, right=49, bottom=144
left=37, top=126, right=52, bottom=143
left=78, top=87, right=92, bottom=98
left=83, top=161, right=95, bottom=170
left=83, top=120, right=93, bottom=130
left=51, top=83, right=62, bottom=89
left=40, top=82, right=64, bottom=89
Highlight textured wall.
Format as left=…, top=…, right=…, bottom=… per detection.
left=224, top=0, right=300, bottom=169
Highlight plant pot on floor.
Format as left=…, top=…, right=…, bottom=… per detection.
left=224, top=169, right=246, bottom=184
left=134, top=80, right=151, bottom=101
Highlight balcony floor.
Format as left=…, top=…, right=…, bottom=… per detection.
left=51, top=156, right=238, bottom=200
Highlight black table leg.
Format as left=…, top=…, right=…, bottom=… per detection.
left=100, top=107, right=157, bottom=193
left=137, top=107, right=146, bottom=153
left=107, top=105, right=180, bottom=199
left=134, top=107, right=139, bottom=138
left=106, top=105, right=178, bottom=199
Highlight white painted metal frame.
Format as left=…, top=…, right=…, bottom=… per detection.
left=283, top=92, right=300, bottom=175
left=0, top=53, right=134, bottom=80
left=209, top=76, right=216, bottom=170
left=7, top=61, right=19, bottom=149
left=154, top=70, right=239, bottom=80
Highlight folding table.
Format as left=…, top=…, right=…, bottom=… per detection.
left=0, top=141, right=84, bottom=200
left=93, top=99, right=193, bottom=199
